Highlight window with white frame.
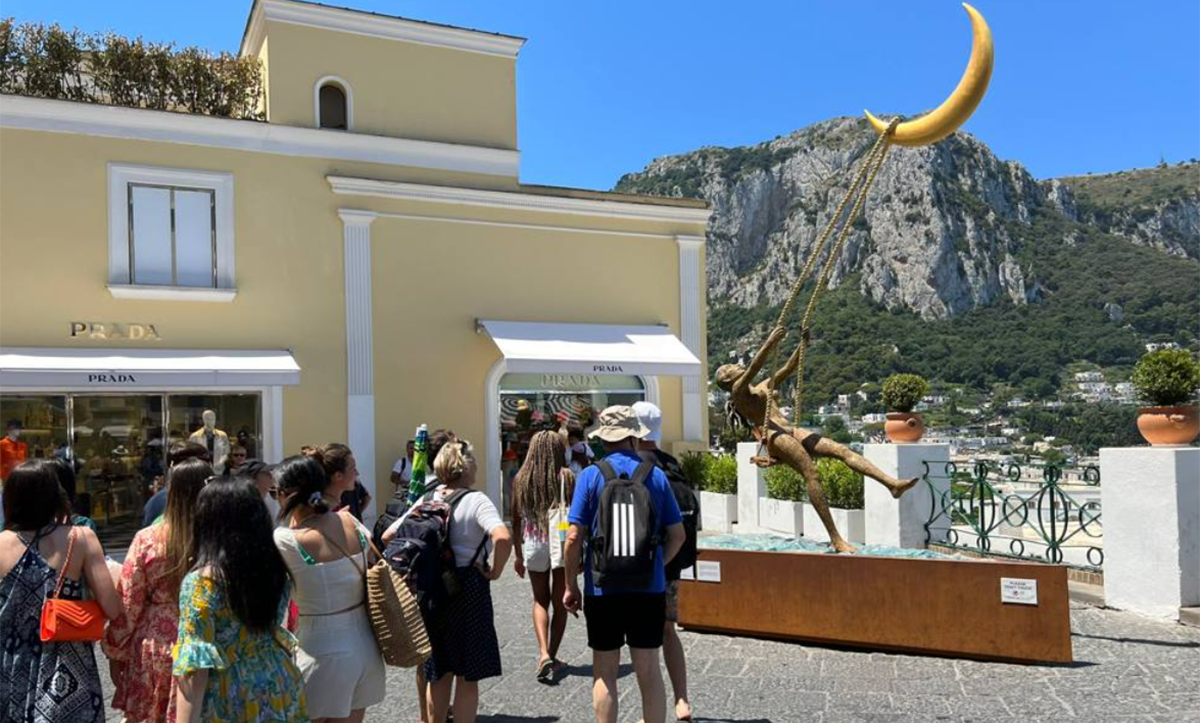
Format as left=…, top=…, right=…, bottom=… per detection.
left=107, top=165, right=235, bottom=296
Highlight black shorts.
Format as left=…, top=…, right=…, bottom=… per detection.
left=584, top=594, right=666, bottom=651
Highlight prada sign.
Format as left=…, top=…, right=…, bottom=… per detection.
left=70, top=322, right=161, bottom=341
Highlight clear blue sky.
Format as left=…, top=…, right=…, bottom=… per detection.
left=6, top=1, right=1198, bottom=190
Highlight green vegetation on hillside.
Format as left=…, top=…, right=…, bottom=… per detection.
left=1061, top=162, right=1199, bottom=210
left=708, top=211, right=1199, bottom=409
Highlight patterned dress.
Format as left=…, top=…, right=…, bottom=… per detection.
left=0, top=529, right=104, bottom=723
left=171, top=572, right=308, bottom=723
left=102, top=524, right=179, bottom=722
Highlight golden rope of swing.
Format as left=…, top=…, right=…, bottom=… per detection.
left=759, top=119, right=900, bottom=441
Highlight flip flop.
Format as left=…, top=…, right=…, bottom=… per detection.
left=536, top=658, right=554, bottom=681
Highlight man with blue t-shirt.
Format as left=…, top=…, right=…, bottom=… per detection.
left=564, top=405, right=684, bottom=723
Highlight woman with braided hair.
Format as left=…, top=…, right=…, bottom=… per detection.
left=511, top=430, right=576, bottom=682
left=715, top=327, right=919, bottom=553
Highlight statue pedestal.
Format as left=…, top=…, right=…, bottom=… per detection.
left=863, top=443, right=950, bottom=549
left=736, top=441, right=767, bottom=533
left=1101, top=446, right=1199, bottom=621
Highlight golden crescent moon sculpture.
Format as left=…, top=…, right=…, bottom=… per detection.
left=865, top=3, right=994, bottom=147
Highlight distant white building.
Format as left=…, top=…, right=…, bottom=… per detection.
left=860, top=413, right=887, bottom=424
left=1145, top=342, right=1180, bottom=352
left=1074, top=371, right=1105, bottom=383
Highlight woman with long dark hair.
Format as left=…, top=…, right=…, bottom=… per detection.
left=104, top=457, right=212, bottom=722
left=0, top=459, right=122, bottom=722
left=273, top=454, right=384, bottom=723
left=511, top=430, right=575, bottom=681
left=172, top=478, right=306, bottom=723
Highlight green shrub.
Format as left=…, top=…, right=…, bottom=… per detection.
left=881, top=373, right=930, bottom=413
left=0, top=18, right=264, bottom=120
left=680, top=452, right=708, bottom=490
left=1131, top=349, right=1200, bottom=406
left=765, top=459, right=864, bottom=509
left=704, top=454, right=738, bottom=495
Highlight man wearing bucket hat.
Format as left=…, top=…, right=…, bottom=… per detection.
left=563, top=405, right=685, bottom=723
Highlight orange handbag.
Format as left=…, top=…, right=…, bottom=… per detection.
left=40, top=528, right=105, bottom=642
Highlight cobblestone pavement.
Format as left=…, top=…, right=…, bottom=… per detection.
left=101, top=571, right=1200, bottom=723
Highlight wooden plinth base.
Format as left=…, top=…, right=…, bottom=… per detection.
left=679, top=548, right=1072, bottom=664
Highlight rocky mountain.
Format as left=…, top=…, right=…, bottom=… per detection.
left=615, top=118, right=1198, bottom=320
left=614, top=119, right=1199, bottom=401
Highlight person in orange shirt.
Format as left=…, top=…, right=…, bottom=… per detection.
left=0, top=420, right=28, bottom=482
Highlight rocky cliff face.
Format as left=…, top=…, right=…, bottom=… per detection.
left=614, top=118, right=1199, bottom=320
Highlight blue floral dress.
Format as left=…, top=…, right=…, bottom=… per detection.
left=171, top=572, right=308, bottom=723
left=0, top=529, right=104, bottom=723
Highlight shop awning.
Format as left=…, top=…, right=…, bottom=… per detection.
left=478, top=320, right=701, bottom=376
left=0, top=348, right=301, bottom=387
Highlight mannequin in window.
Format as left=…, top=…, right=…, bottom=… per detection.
left=188, top=410, right=230, bottom=474
left=0, top=420, right=27, bottom=481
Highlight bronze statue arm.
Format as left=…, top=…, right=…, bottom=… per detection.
left=738, top=326, right=787, bottom=392
left=770, top=327, right=810, bottom=389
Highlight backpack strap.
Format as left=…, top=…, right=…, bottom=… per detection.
left=594, top=459, right=619, bottom=481
left=629, top=460, right=656, bottom=486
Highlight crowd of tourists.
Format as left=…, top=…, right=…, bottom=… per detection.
left=0, top=402, right=700, bottom=723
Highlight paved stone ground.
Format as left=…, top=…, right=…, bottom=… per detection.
left=100, top=571, right=1200, bottom=723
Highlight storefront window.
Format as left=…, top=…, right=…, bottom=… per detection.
left=72, top=395, right=164, bottom=529
left=498, top=373, right=645, bottom=514
left=0, top=391, right=261, bottom=541
left=166, top=394, right=261, bottom=466
left=0, top=395, right=69, bottom=480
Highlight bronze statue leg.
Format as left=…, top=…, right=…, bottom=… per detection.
left=811, top=437, right=919, bottom=499
left=770, top=432, right=856, bottom=554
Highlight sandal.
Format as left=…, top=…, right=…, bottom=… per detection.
left=536, top=658, right=554, bottom=681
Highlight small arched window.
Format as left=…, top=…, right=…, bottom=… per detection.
left=318, top=82, right=348, bottom=130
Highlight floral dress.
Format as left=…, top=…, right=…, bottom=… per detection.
left=171, top=572, right=308, bottom=723
left=102, top=524, right=179, bottom=722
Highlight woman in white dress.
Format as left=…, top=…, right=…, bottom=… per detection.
left=272, top=452, right=385, bottom=723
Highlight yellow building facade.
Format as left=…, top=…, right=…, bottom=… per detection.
left=0, top=0, right=709, bottom=529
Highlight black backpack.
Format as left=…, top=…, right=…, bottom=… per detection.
left=590, top=459, right=659, bottom=590
left=650, top=450, right=700, bottom=577
left=381, top=488, right=477, bottom=614
left=371, top=490, right=408, bottom=552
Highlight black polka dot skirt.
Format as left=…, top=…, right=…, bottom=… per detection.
left=422, top=568, right=502, bottom=683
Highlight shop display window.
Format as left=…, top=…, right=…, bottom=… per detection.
left=0, top=395, right=69, bottom=480
left=498, top=373, right=645, bottom=514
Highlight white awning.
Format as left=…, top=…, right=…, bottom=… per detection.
left=478, top=320, right=701, bottom=376
left=0, top=347, right=301, bottom=387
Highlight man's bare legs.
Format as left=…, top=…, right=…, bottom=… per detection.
left=591, top=649, right=620, bottom=723
left=631, top=647, right=667, bottom=723
left=811, top=436, right=919, bottom=498
left=662, top=621, right=692, bottom=720
left=416, top=668, right=429, bottom=723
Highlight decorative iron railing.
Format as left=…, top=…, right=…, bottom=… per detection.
left=921, top=461, right=1103, bottom=570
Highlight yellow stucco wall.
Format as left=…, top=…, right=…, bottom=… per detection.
left=0, top=126, right=707, bottom=506
left=261, top=21, right=518, bottom=149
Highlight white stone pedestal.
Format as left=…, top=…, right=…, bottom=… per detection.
left=736, top=441, right=767, bottom=533
left=863, top=443, right=951, bottom=549
left=1101, top=447, right=1199, bottom=621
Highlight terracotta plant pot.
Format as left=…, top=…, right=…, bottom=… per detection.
left=1136, top=405, right=1200, bottom=446
left=884, top=412, right=925, bottom=443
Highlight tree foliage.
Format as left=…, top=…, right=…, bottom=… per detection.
left=1131, top=349, right=1200, bottom=406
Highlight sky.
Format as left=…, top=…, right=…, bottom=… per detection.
left=5, top=1, right=1198, bottom=191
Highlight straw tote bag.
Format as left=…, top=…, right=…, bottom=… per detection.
left=40, top=528, right=105, bottom=642
left=321, top=521, right=431, bottom=668
left=365, top=546, right=431, bottom=667
left=547, top=469, right=570, bottom=570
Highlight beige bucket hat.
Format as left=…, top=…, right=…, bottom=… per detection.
left=587, top=405, right=651, bottom=443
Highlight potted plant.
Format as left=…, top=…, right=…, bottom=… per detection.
left=881, top=373, right=930, bottom=442
left=1131, top=349, right=1200, bottom=445
left=697, top=453, right=738, bottom=533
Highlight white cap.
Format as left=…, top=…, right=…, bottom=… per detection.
left=631, top=401, right=663, bottom=442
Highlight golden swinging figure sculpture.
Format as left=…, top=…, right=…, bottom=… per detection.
left=715, top=3, right=994, bottom=553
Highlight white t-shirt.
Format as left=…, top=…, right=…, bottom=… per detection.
left=383, top=484, right=503, bottom=568
left=391, top=456, right=413, bottom=484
